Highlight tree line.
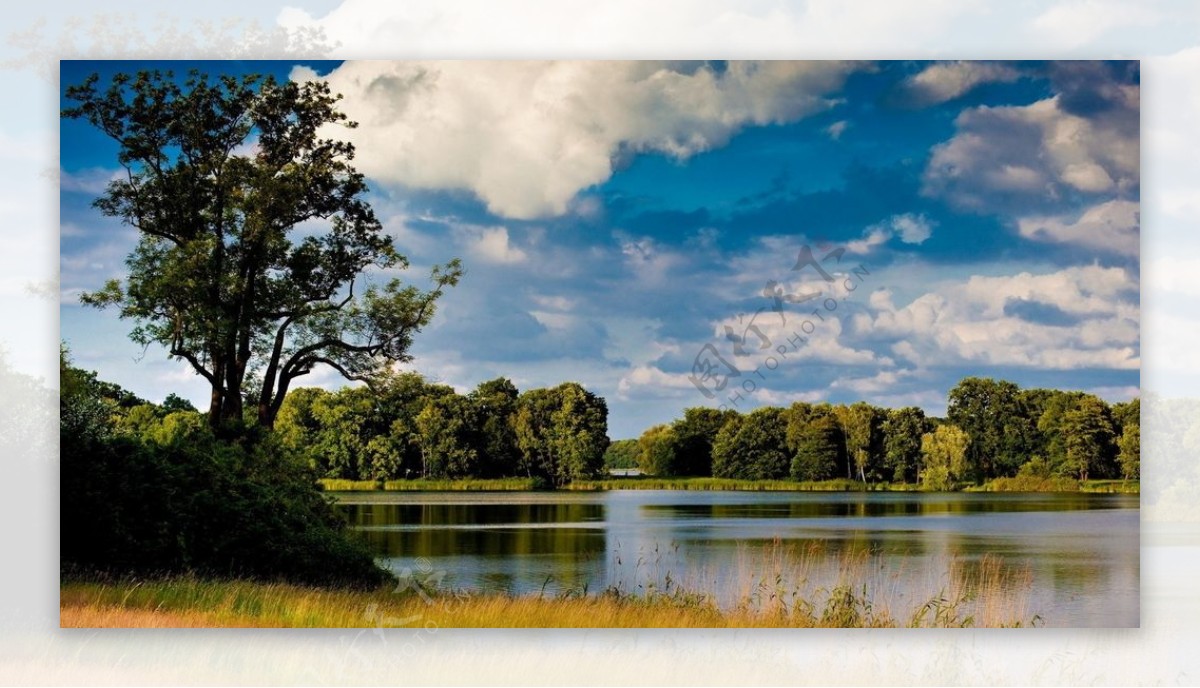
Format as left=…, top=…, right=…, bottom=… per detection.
left=273, top=372, right=609, bottom=487
left=622, top=377, right=1139, bottom=488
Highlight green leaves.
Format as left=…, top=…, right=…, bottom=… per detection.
left=63, top=69, right=460, bottom=430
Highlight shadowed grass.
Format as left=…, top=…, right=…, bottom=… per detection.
left=565, top=477, right=921, bottom=492
left=319, top=477, right=540, bottom=492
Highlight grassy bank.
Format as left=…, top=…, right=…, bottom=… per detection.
left=565, top=477, right=920, bottom=491
left=320, top=477, right=540, bottom=492
left=60, top=554, right=1038, bottom=628
left=321, top=476, right=1138, bottom=494
left=968, top=477, right=1139, bottom=494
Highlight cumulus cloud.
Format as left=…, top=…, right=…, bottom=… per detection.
left=922, top=84, right=1139, bottom=213
left=616, top=364, right=699, bottom=400
left=846, top=213, right=934, bottom=254
left=292, top=60, right=859, bottom=219
left=825, top=120, right=849, bottom=140
left=1017, top=199, right=1139, bottom=256
left=894, top=61, right=1021, bottom=107
left=863, top=266, right=1136, bottom=363
left=853, top=264, right=1139, bottom=370
left=60, top=166, right=121, bottom=195
left=459, top=226, right=528, bottom=264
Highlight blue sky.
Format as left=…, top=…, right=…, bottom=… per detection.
left=60, top=60, right=1140, bottom=438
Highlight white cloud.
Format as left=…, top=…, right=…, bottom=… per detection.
left=854, top=264, right=1139, bottom=370
left=923, top=93, right=1139, bottom=212
left=616, top=364, right=698, bottom=400
left=830, top=368, right=916, bottom=395
left=825, top=120, right=849, bottom=140
left=846, top=213, right=934, bottom=254
left=458, top=226, right=527, bottom=264
left=293, top=60, right=859, bottom=219
left=1017, top=199, right=1139, bottom=256
left=898, top=61, right=1020, bottom=106
left=619, top=236, right=683, bottom=285
left=714, top=312, right=886, bottom=367
left=846, top=228, right=890, bottom=255
left=60, top=166, right=121, bottom=195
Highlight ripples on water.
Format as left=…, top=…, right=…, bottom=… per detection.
left=334, top=490, right=1139, bottom=627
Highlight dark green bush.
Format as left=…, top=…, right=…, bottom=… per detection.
left=61, top=393, right=392, bottom=589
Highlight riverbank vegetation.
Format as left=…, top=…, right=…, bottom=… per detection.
left=61, top=548, right=1038, bottom=628
left=288, top=374, right=1138, bottom=494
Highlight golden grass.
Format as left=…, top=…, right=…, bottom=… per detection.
left=61, top=546, right=1040, bottom=629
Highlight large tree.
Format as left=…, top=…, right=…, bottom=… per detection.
left=882, top=406, right=929, bottom=484
left=712, top=407, right=790, bottom=480
left=1062, top=396, right=1116, bottom=481
left=64, top=70, right=460, bottom=431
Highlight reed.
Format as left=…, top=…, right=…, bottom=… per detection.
left=61, top=545, right=1040, bottom=628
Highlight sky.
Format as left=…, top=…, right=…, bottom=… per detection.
left=59, top=59, right=1141, bottom=438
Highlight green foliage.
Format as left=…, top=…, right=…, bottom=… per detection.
left=712, top=407, right=790, bottom=480
left=63, top=70, right=459, bottom=432
left=548, top=383, right=609, bottom=485
left=948, top=378, right=1038, bottom=481
left=671, top=407, right=738, bottom=476
left=920, top=424, right=969, bottom=491
left=604, top=439, right=640, bottom=469
left=512, top=383, right=610, bottom=486
left=60, top=356, right=390, bottom=589
left=882, top=407, right=929, bottom=483
left=415, top=394, right=481, bottom=479
left=790, top=413, right=844, bottom=481
left=1118, top=422, right=1140, bottom=480
left=837, top=402, right=886, bottom=483
left=637, top=424, right=681, bottom=476
left=1062, top=396, right=1116, bottom=481
left=468, top=377, right=521, bottom=477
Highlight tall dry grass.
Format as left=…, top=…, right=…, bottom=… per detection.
left=62, top=544, right=1040, bottom=628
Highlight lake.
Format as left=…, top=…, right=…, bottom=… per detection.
left=333, top=490, right=1139, bottom=627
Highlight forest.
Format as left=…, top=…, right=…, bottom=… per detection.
left=81, top=349, right=1140, bottom=492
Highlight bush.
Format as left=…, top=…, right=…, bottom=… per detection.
left=61, top=400, right=392, bottom=589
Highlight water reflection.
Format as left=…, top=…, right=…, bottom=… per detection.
left=331, top=491, right=1138, bottom=626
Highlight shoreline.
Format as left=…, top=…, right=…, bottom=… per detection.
left=318, top=477, right=1140, bottom=494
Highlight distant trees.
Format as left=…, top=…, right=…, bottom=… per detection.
left=789, top=413, right=844, bottom=481
left=273, top=375, right=609, bottom=485
left=637, top=424, right=680, bottom=476
left=1061, top=396, right=1117, bottom=481
left=882, top=407, right=929, bottom=483
left=628, top=377, right=1136, bottom=490
left=712, top=407, right=790, bottom=480
left=920, top=424, right=969, bottom=490
left=604, top=439, right=640, bottom=469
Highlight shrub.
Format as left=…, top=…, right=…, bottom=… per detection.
left=61, top=402, right=392, bottom=589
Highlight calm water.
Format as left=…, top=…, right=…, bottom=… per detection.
left=333, top=490, right=1139, bottom=627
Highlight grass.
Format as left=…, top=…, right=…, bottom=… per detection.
left=320, top=475, right=1132, bottom=494
left=319, top=477, right=540, bottom=492
left=61, top=544, right=1040, bottom=628
left=566, top=477, right=921, bottom=491
left=969, top=477, right=1139, bottom=494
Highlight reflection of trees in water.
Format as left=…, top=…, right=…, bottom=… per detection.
left=641, top=494, right=1124, bottom=521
